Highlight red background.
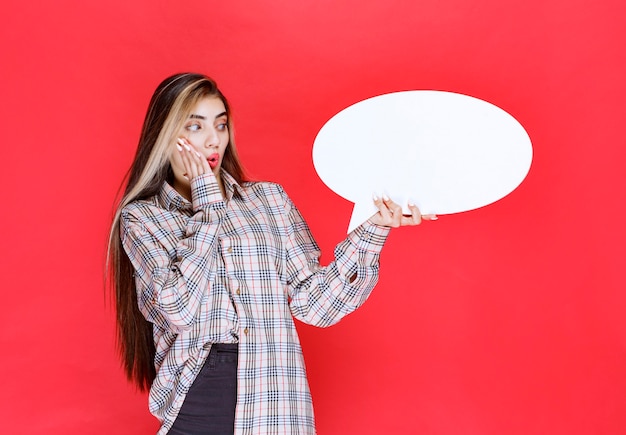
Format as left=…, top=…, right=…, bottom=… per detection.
left=1, top=1, right=625, bottom=434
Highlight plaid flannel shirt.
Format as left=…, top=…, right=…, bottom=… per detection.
left=120, top=170, right=390, bottom=434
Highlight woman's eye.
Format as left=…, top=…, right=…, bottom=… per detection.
left=217, top=123, right=228, bottom=131
left=186, top=123, right=201, bottom=132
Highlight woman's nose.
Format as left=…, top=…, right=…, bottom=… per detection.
left=203, top=129, right=219, bottom=148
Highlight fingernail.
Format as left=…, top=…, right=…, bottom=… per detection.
left=373, top=194, right=379, bottom=201
left=408, top=201, right=415, bottom=207
left=383, top=194, right=390, bottom=201
left=176, top=144, right=183, bottom=151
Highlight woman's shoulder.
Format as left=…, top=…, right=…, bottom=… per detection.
left=240, top=181, right=299, bottom=212
left=242, top=180, right=284, bottom=192
left=120, top=195, right=164, bottom=224
left=122, top=195, right=158, bottom=211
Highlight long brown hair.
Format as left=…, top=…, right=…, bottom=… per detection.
left=107, top=73, right=246, bottom=391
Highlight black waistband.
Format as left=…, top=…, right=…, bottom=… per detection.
left=210, top=343, right=238, bottom=353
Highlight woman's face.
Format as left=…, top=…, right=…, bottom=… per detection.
left=169, top=96, right=230, bottom=193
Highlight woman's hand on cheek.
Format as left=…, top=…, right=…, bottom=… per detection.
left=177, top=138, right=211, bottom=180
left=369, top=195, right=438, bottom=228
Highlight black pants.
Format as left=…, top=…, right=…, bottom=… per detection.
left=168, top=344, right=238, bottom=435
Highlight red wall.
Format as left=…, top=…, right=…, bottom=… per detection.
left=2, top=1, right=625, bottom=434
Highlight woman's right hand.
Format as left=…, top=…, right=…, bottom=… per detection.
left=176, top=137, right=212, bottom=181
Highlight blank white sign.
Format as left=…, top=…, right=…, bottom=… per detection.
left=312, top=91, right=533, bottom=233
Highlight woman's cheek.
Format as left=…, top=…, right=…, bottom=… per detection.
left=169, top=151, right=185, bottom=175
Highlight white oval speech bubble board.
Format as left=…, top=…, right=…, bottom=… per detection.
left=312, top=91, right=533, bottom=233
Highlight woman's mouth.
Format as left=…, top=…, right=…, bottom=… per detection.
left=207, top=153, right=219, bottom=169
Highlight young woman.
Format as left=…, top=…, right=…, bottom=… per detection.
left=107, top=72, right=435, bottom=435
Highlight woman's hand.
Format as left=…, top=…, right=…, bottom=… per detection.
left=369, top=195, right=438, bottom=227
left=176, top=137, right=211, bottom=180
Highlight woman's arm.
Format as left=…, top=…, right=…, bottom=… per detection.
left=120, top=174, right=225, bottom=332
left=283, top=189, right=435, bottom=328
left=282, top=189, right=390, bottom=328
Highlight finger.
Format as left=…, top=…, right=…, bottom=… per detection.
left=176, top=140, right=194, bottom=179
left=383, top=195, right=402, bottom=227
left=197, top=151, right=211, bottom=174
left=175, top=143, right=187, bottom=179
left=189, top=148, right=205, bottom=178
left=407, top=202, right=422, bottom=226
left=373, top=194, right=393, bottom=219
left=182, top=139, right=203, bottom=177
left=187, top=142, right=212, bottom=176
left=368, top=195, right=390, bottom=226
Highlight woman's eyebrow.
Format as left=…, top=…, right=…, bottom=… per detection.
left=189, top=111, right=227, bottom=120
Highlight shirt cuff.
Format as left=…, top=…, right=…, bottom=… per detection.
left=190, top=174, right=224, bottom=211
left=347, top=220, right=390, bottom=253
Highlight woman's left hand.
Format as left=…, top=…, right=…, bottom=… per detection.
left=369, top=195, right=438, bottom=227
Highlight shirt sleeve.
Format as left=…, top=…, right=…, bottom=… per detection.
left=120, top=175, right=225, bottom=332
left=282, top=188, right=391, bottom=327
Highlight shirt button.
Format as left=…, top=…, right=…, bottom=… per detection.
left=243, top=328, right=249, bottom=335
left=236, top=289, right=241, bottom=295
left=227, top=247, right=233, bottom=253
